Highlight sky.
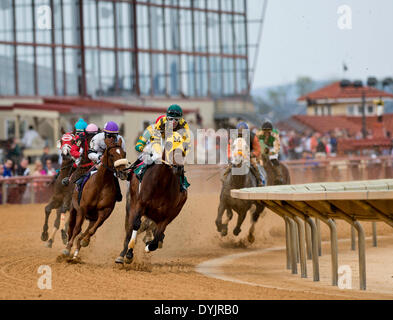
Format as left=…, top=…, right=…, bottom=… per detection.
left=248, top=0, right=393, bottom=89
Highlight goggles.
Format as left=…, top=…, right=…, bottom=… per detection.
left=167, top=117, right=180, bottom=122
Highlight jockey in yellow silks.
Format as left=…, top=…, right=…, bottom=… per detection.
left=135, top=115, right=165, bottom=153
left=147, top=104, right=191, bottom=191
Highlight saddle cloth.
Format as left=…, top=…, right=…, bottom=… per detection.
left=76, top=170, right=97, bottom=204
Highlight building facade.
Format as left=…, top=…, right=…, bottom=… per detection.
left=0, top=0, right=249, bottom=99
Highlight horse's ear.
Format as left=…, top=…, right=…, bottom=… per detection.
left=117, top=138, right=122, bottom=146
left=60, top=127, right=66, bottom=135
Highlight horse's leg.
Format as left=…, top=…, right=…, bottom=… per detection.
left=115, top=193, right=132, bottom=264
left=215, top=202, right=226, bottom=233
left=124, top=208, right=143, bottom=264
left=63, top=207, right=83, bottom=256
left=248, top=203, right=266, bottom=243
left=73, top=219, right=95, bottom=259
left=80, top=208, right=111, bottom=248
left=60, top=190, right=72, bottom=244
left=145, top=221, right=167, bottom=253
left=41, top=201, right=54, bottom=241
left=233, top=209, right=247, bottom=236
left=220, top=207, right=234, bottom=237
left=46, top=208, right=61, bottom=248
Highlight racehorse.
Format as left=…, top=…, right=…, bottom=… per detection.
left=41, top=133, right=75, bottom=248
left=260, top=147, right=291, bottom=186
left=215, top=137, right=266, bottom=243
left=115, top=133, right=188, bottom=264
left=62, top=138, right=129, bottom=260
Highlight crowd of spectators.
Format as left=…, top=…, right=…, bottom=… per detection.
left=0, top=125, right=61, bottom=179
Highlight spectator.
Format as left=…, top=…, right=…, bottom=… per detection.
left=3, top=159, right=13, bottom=178
left=0, top=165, right=4, bottom=177
left=21, top=125, right=40, bottom=149
left=32, top=160, right=46, bottom=176
left=6, top=137, right=22, bottom=164
left=45, top=159, right=56, bottom=176
left=15, top=158, right=30, bottom=176
left=315, top=137, right=327, bottom=159
left=41, top=146, right=51, bottom=171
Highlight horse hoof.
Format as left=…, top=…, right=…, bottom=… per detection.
left=147, top=242, right=158, bottom=252
left=215, top=221, right=222, bottom=232
left=233, top=227, right=241, bottom=236
left=45, top=239, right=53, bottom=248
left=115, top=256, right=124, bottom=264
left=220, top=227, right=228, bottom=237
left=80, top=238, right=90, bottom=247
left=61, top=230, right=68, bottom=245
left=41, top=232, right=49, bottom=242
left=125, top=250, right=134, bottom=263
left=248, top=234, right=255, bottom=243
left=62, top=249, right=70, bottom=256
left=158, top=241, right=163, bottom=249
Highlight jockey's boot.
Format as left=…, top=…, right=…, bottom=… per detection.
left=250, top=164, right=263, bottom=187
left=114, top=176, right=123, bottom=202
left=221, top=165, right=232, bottom=182
left=271, top=159, right=284, bottom=185
left=179, top=167, right=190, bottom=192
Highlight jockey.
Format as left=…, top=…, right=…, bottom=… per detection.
left=149, top=104, right=191, bottom=191
left=257, top=121, right=283, bottom=182
left=88, top=121, right=126, bottom=202
left=222, top=122, right=265, bottom=186
left=70, top=119, right=89, bottom=168
left=61, top=119, right=87, bottom=186
left=135, top=115, right=165, bottom=153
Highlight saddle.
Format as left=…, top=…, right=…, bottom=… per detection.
left=75, top=171, right=96, bottom=205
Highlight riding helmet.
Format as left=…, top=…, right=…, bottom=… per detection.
left=167, top=104, right=183, bottom=118
left=103, top=121, right=119, bottom=134
left=75, top=118, right=88, bottom=132
left=262, top=121, right=273, bottom=131
left=236, top=122, right=249, bottom=130
left=86, top=123, right=99, bottom=134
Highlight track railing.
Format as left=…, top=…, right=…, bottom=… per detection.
left=231, top=179, right=393, bottom=291
left=0, top=176, right=54, bottom=204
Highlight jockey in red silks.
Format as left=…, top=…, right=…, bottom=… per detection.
left=70, top=122, right=98, bottom=170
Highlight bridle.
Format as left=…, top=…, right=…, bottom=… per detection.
left=102, top=144, right=130, bottom=179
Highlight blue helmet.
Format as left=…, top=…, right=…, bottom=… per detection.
left=236, top=122, right=249, bottom=130
left=75, top=118, right=88, bottom=132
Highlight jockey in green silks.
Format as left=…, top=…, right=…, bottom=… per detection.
left=256, top=121, right=283, bottom=183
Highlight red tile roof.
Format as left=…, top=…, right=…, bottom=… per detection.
left=291, top=115, right=361, bottom=135
left=298, top=81, right=393, bottom=102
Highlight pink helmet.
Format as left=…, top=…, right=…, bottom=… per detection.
left=86, top=123, right=99, bottom=134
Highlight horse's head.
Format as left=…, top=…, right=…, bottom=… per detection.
left=103, top=138, right=130, bottom=180
left=231, top=137, right=250, bottom=168
left=57, top=133, right=74, bottom=160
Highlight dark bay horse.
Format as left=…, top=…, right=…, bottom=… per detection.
left=41, top=134, right=76, bottom=248
left=215, top=138, right=265, bottom=243
left=115, top=135, right=188, bottom=264
left=261, top=147, right=291, bottom=186
left=62, top=138, right=129, bottom=260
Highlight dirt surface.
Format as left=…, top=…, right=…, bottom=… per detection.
left=0, top=166, right=393, bottom=300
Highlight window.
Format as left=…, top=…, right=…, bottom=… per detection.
left=367, top=105, right=374, bottom=115
left=347, top=105, right=355, bottom=115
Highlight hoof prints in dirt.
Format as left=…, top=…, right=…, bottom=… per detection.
left=218, top=238, right=251, bottom=249
left=115, top=261, right=193, bottom=274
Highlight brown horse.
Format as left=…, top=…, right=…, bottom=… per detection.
left=261, top=147, right=291, bottom=186
left=115, top=138, right=188, bottom=264
left=41, top=133, right=96, bottom=248
left=62, top=138, right=129, bottom=260
left=41, top=154, right=74, bottom=248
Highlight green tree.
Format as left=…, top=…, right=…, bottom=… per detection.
left=295, top=76, right=315, bottom=97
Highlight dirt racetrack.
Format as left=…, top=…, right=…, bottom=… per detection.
left=0, top=166, right=393, bottom=300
